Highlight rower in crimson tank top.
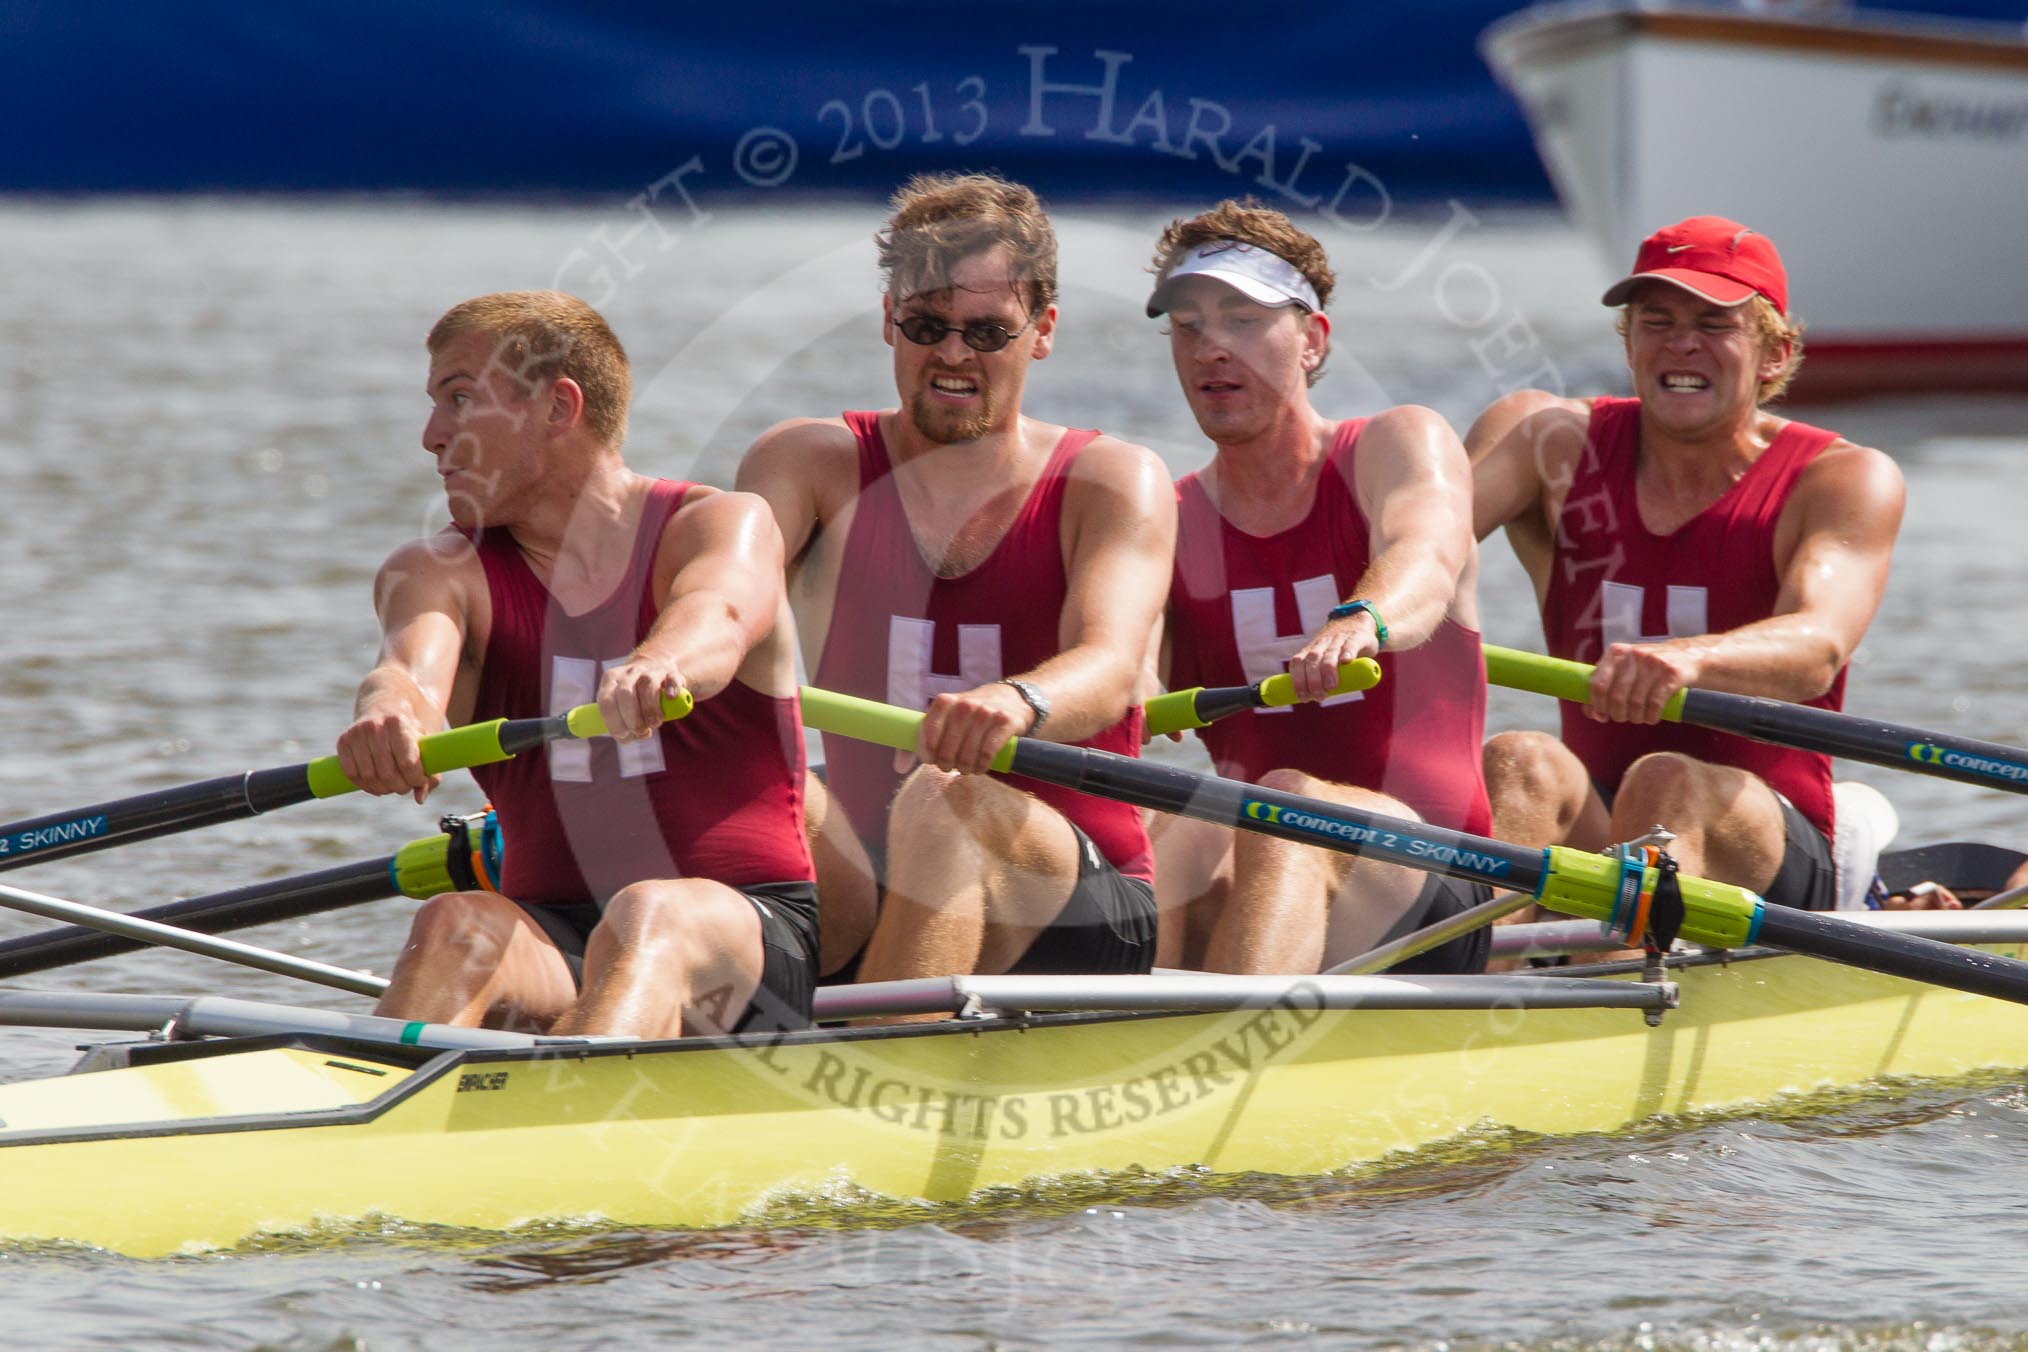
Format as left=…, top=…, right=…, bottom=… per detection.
left=812, top=410, right=1154, bottom=880
left=1542, top=396, right=1844, bottom=838
left=465, top=479, right=814, bottom=906
left=1168, top=419, right=1492, bottom=836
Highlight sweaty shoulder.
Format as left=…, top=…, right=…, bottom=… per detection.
left=1063, top=431, right=1175, bottom=508
left=1466, top=388, right=1593, bottom=459
left=655, top=483, right=785, bottom=573
left=1465, top=388, right=1597, bottom=540
left=1361, top=404, right=1465, bottom=459
left=736, top=415, right=865, bottom=496
left=370, top=529, right=487, bottom=651
left=376, top=529, right=480, bottom=590
left=734, top=415, right=867, bottom=559
left=1790, top=431, right=1906, bottom=516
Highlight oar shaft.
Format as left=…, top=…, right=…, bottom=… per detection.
left=1751, top=904, right=2028, bottom=1003
left=0, top=693, right=684, bottom=873
left=0, top=856, right=394, bottom=979
left=1013, top=737, right=1546, bottom=892
left=0, top=772, right=275, bottom=874
left=801, top=686, right=2028, bottom=1007
left=1484, top=645, right=2028, bottom=797
left=0, top=880, right=388, bottom=997
left=1679, top=689, right=2028, bottom=795
left=0, top=815, right=496, bottom=979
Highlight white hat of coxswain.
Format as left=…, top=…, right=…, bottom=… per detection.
left=1146, top=240, right=1321, bottom=318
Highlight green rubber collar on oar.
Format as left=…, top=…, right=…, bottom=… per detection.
left=1537, top=845, right=1762, bottom=949
left=303, top=719, right=515, bottom=799
left=1143, top=658, right=1384, bottom=737
left=801, top=688, right=1017, bottom=772
left=563, top=690, right=695, bottom=738
left=388, top=809, right=504, bottom=898
left=1483, top=645, right=1687, bottom=722
left=389, top=829, right=459, bottom=900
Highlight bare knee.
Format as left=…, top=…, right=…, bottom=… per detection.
left=1257, top=766, right=1319, bottom=798
left=1255, top=768, right=1406, bottom=819
left=402, top=891, right=523, bottom=956
left=1483, top=731, right=1597, bottom=847
left=596, top=881, right=694, bottom=960
left=891, top=765, right=973, bottom=819
left=889, top=766, right=1024, bottom=854
left=1484, top=730, right=1580, bottom=799
left=1616, top=752, right=1707, bottom=818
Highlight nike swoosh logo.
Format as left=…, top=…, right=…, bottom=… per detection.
left=1665, top=244, right=1693, bottom=253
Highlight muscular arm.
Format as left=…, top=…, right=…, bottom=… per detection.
left=1588, top=440, right=1906, bottom=720
left=921, top=436, right=1178, bottom=772
left=734, top=417, right=853, bottom=566
left=335, top=536, right=476, bottom=800
left=596, top=489, right=789, bottom=740
left=1466, top=391, right=1594, bottom=612
left=1285, top=406, right=1474, bottom=701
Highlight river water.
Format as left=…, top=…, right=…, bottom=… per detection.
left=1, top=198, right=2026, bottom=1349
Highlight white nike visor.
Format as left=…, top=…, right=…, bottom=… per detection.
left=1146, top=241, right=1321, bottom=318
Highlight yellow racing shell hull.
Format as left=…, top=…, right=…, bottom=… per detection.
left=3, top=951, right=2025, bottom=1256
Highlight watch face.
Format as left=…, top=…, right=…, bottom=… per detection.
left=1006, top=679, right=1048, bottom=728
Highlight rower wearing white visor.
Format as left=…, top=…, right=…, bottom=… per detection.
left=1149, top=200, right=1494, bottom=976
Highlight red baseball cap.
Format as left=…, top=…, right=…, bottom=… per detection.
left=1600, top=216, right=1788, bottom=316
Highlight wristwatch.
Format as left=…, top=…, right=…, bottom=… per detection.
left=1326, top=598, right=1388, bottom=650
left=1000, top=677, right=1051, bottom=735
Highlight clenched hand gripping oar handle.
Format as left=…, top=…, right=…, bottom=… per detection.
left=0, top=692, right=691, bottom=872
left=300, top=691, right=695, bottom=795
left=1142, top=659, right=1383, bottom=737
left=801, top=687, right=2028, bottom=1007
left=1484, top=645, right=2028, bottom=797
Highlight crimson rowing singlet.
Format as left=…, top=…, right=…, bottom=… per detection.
left=1168, top=419, right=1492, bottom=836
left=1541, top=396, right=1843, bottom=838
left=465, top=480, right=813, bottom=905
left=812, top=412, right=1154, bottom=880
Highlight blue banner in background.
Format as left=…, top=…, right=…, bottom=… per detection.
left=0, top=2, right=1546, bottom=200
left=3, top=2, right=2018, bottom=200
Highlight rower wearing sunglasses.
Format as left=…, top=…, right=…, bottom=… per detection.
left=737, top=173, right=1176, bottom=997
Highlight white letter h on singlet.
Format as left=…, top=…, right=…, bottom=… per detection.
left=888, top=617, right=1004, bottom=709
left=1600, top=581, right=1709, bottom=647
left=548, top=655, right=667, bottom=782
left=1231, top=576, right=1364, bottom=714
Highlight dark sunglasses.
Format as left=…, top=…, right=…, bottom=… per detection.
left=892, top=312, right=1034, bottom=353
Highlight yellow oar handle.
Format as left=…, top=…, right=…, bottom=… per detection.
left=305, top=692, right=694, bottom=798
left=1257, top=658, right=1383, bottom=709
left=562, top=690, right=695, bottom=738
left=306, top=720, right=518, bottom=799
left=1483, top=645, right=1687, bottom=722
left=1143, top=658, right=1384, bottom=736
left=801, top=688, right=1017, bottom=772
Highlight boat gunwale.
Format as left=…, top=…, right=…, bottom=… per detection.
left=0, top=946, right=1998, bottom=1154
left=0, top=1006, right=1247, bottom=1153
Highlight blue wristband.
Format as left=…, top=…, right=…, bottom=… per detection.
left=1326, top=598, right=1387, bottom=649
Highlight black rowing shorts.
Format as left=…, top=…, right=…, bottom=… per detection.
left=513, top=880, right=818, bottom=1033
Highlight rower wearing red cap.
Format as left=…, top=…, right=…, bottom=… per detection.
left=1468, top=216, right=1911, bottom=915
